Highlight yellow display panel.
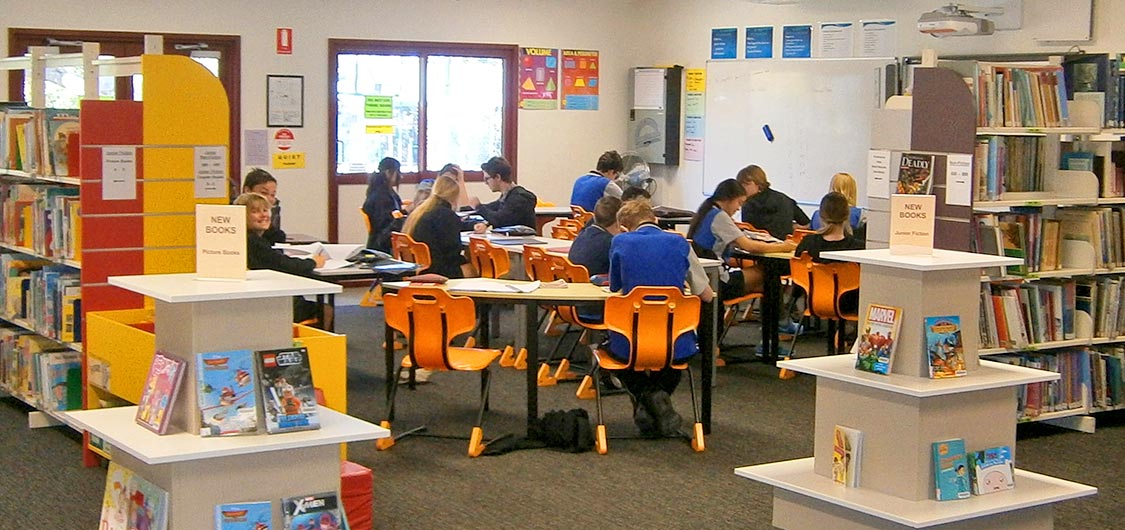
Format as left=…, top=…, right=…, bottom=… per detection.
left=143, top=180, right=196, bottom=214
left=142, top=55, right=230, bottom=146
left=85, top=309, right=157, bottom=405
left=143, top=214, right=195, bottom=249
left=143, top=247, right=195, bottom=276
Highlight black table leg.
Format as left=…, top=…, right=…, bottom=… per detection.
left=524, top=302, right=539, bottom=432
left=384, top=321, right=394, bottom=404
left=699, top=298, right=716, bottom=435
left=762, top=260, right=784, bottom=362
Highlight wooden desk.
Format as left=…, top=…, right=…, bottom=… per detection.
left=382, top=278, right=719, bottom=434
left=535, top=206, right=573, bottom=234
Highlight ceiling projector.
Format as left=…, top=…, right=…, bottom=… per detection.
left=918, top=4, right=996, bottom=37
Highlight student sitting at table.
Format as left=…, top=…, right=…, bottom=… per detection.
left=438, top=162, right=472, bottom=210
left=402, top=175, right=471, bottom=279
left=687, top=179, right=795, bottom=299
left=569, top=195, right=622, bottom=279
left=737, top=164, right=810, bottom=239
left=236, top=192, right=329, bottom=325
left=469, top=156, right=537, bottom=230
left=619, top=186, right=651, bottom=203
left=796, top=191, right=865, bottom=325
left=241, top=168, right=286, bottom=245
left=362, top=157, right=404, bottom=253
left=809, top=172, right=865, bottom=234
left=609, top=199, right=714, bottom=438
left=570, top=150, right=624, bottom=212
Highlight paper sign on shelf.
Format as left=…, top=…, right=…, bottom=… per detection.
left=196, top=204, right=247, bottom=280
left=867, top=149, right=891, bottom=199
left=945, top=154, right=973, bottom=206
left=888, top=194, right=935, bottom=255
left=101, top=146, right=137, bottom=200
left=194, top=146, right=228, bottom=199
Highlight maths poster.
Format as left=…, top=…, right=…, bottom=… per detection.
left=519, top=47, right=559, bottom=110
left=561, top=49, right=599, bottom=110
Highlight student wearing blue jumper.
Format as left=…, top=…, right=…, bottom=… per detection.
left=568, top=195, right=622, bottom=278
left=608, top=199, right=714, bottom=437
left=569, top=150, right=624, bottom=212
left=470, top=156, right=538, bottom=230
left=688, top=179, right=795, bottom=299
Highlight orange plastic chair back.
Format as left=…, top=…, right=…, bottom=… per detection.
left=789, top=228, right=816, bottom=245
left=807, top=262, right=840, bottom=320
left=547, top=254, right=591, bottom=283
left=551, top=224, right=579, bottom=240
left=570, top=205, right=594, bottom=225
left=603, top=287, right=700, bottom=371
left=361, top=207, right=372, bottom=234
left=383, top=287, right=477, bottom=370
left=391, top=231, right=432, bottom=270
left=789, top=252, right=815, bottom=313
left=522, top=245, right=556, bottom=282
left=467, top=237, right=511, bottom=279
left=833, top=261, right=861, bottom=321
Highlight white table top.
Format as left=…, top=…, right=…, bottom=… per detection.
left=108, top=269, right=342, bottom=303
left=535, top=206, right=574, bottom=215
left=776, top=356, right=1059, bottom=398
left=460, top=232, right=575, bottom=253
left=736, top=458, right=1096, bottom=528
left=63, top=406, right=387, bottom=465
left=820, top=249, right=1022, bottom=271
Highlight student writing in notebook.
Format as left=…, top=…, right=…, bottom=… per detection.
left=469, top=156, right=537, bottom=231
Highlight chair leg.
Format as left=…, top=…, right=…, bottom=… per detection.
left=592, top=364, right=608, bottom=455
left=778, top=315, right=806, bottom=380
left=376, top=365, right=405, bottom=451
left=512, top=347, right=528, bottom=370
left=469, top=369, right=492, bottom=457
left=498, top=345, right=515, bottom=367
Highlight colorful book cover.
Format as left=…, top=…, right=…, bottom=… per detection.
left=968, top=445, right=1016, bottom=495
left=257, top=347, right=320, bottom=434
left=832, top=425, right=863, bottom=487
left=282, top=492, right=344, bottom=530
left=215, top=500, right=273, bottom=530
left=925, top=315, right=967, bottom=378
left=197, top=349, right=260, bottom=437
left=135, top=351, right=187, bottom=434
left=932, top=438, right=972, bottom=501
left=99, top=462, right=170, bottom=530
left=896, top=152, right=935, bottom=194
left=853, top=304, right=903, bottom=375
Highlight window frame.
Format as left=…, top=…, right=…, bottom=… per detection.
left=328, top=39, right=519, bottom=241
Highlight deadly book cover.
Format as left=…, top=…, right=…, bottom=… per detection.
left=896, top=153, right=935, bottom=195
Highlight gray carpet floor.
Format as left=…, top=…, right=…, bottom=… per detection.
left=1, top=304, right=1122, bottom=529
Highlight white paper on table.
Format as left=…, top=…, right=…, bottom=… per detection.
left=448, top=280, right=541, bottom=293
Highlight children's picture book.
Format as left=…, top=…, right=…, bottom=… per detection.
left=99, top=462, right=169, bottom=530
left=197, top=349, right=260, bottom=437
left=282, top=491, right=344, bottom=530
left=831, top=425, right=863, bottom=487
left=135, top=351, right=187, bottom=434
left=925, top=315, right=967, bottom=378
left=896, top=152, right=935, bottom=195
left=853, top=304, right=903, bottom=375
left=932, top=438, right=972, bottom=501
left=215, top=500, right=273, bottom=530
left=968, top=445, right=1016, bottom=495
left=256, top=346, right=320, bottom=434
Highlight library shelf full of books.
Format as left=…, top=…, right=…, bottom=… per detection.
left=62, top=269, right=388, bottom=529
left=737, top=248, right=1096, bottom=530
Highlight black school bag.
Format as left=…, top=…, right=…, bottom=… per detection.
left=533, top=408, right=595, bottom=453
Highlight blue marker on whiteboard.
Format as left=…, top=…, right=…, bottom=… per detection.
left=762, top=124, right=774, bottom=142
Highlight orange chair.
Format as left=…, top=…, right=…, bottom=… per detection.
left=590, top=287, right=704, bottom=454
left=391, top=231, right=432, bottom=271
left=376, top=287, right=503, bottom=457
left=788, top=228, right=816, bottom=245
left=783, top=254, right=860, bottom=377
left=551, top=218, right=583, bottom=240
left=467, top=237, right=511, bottom=279
left=536, top=254, right=606, bottom=388
left=570, top=205, right=594, bottom=225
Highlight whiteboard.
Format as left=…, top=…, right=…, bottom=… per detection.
left=702, top=58, right=895, bottom=207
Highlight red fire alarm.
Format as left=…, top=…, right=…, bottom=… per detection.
left=276, top=28, right=293, bottom=55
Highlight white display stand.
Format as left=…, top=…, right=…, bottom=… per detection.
left=71, top=270, right=385, bottom=529
left=736, top=249, right=1097, bottom=529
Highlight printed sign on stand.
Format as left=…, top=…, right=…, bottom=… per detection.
left=196, top=204, right=247, bottom=281
left=888, top=194, right=935, bottom=255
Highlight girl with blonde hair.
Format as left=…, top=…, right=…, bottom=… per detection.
left=401, top=175, right=468, bottom=278
left=810, top=172, right=865, bottom=230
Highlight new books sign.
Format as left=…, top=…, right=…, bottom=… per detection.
left=889, top=194, right=935, bottom=255
left=196, top=204, right=246, bottom=280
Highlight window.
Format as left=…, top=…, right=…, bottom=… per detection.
left=329, top=39, right=518, bottom=240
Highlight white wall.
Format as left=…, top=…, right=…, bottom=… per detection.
left=4, top=0, right=1123, bottom=240
left=639, top=0, right=1124, bottom=209
left=2, top=0, right=647, bottom=242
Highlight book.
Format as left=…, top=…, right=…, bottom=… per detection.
left=932, top=438, right=972, bottom=501
left=282, top=492, right=344, bottom=530
left=968, top=445, right=1016, bottom=495
left=896, top=153, right=935, bottom=195
left=925, top=315, right=966, bottom=378
left=853, top=304, right=903, bottom=375
left=831, top=425, right=863, bottom=487
left=215, top=500, right=273, bottom=530
left=99, top=462, right=170, bottom=530
left=257, top=346, right=320, bottom=434
left=197, top=349, right=260, bottom=437
left=135, top=351, right=187, bottom=435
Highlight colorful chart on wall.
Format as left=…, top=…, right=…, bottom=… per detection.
left=519, top=47, right=559, bottom=110
left=561, top=49, right=599, bottom=110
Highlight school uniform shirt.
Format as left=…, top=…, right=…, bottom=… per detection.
left=569, top=171, right=623, bottom=212
left=809, top=206, right=864, bottom=231
left=362, top=182, right=403, bottom=253
left=247, top=232, right=317, bottom=277
left=476, top=185, right=537, bottom=229
left=568, top=223, right=614, bottom=276
left=794, top=232, right=865, bottom=262
left=608, top=222, right=709, bottom=362
left=409, top=199, right=466, bottom=279
left=740, top=186, right=810, bottom=240
left=688, top=206, right=744, bottom=283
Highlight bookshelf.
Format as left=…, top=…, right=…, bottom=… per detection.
left=870, top=62, right=1125, bottom=432
left=737, top=248, right=1096, bottom=529
left=62, top=269, right=388, bottom=529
